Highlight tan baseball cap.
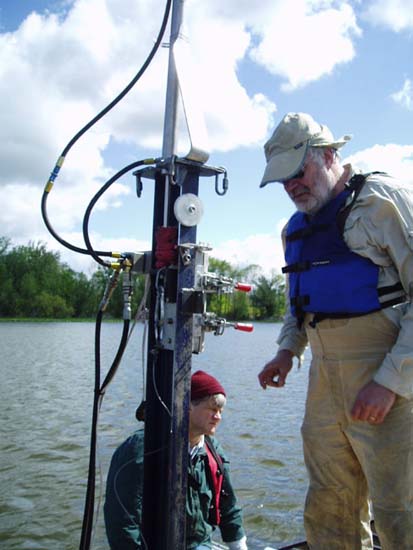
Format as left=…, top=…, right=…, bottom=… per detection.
left=260, top=112, right=352, bottom=187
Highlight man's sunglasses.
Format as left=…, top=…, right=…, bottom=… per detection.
left=281, top=167, right=305, bottom=184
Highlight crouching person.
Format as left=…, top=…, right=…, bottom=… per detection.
left=104, top=370, right=247, bottom=549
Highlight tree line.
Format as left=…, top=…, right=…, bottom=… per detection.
left=0, top=237, right=286, bottom=321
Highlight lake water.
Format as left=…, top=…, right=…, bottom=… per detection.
left=0, top=321, right=311, bottom=550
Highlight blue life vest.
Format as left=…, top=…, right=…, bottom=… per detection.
left=282, top=174, right=405, bottom=325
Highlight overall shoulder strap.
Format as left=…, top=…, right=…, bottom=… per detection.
left=337, top=173, right=368, bottom=233
left=337, top=171, right=387, bottom=233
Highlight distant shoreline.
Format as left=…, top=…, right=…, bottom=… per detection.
left=0, top=317, right=100, bottom=323
left=0, top=317, right=282, bottom=323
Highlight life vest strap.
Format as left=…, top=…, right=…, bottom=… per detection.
left=379, top=295, right=407, bottom=309
left=291, top=295, right=310, bottom=307
left=337, top=172, right=386, bottom=233
left=308, top=295, right=407, bottom=328
left=377, top=281, right=404, bottom=297
left=286, top=223, right=329, bottom=242
left=282, top=261, right=310, bottom=274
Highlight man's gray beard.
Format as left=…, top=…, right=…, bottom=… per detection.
left=295, top=175, right=336, bottom=215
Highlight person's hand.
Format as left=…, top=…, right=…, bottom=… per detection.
left=351, top=380, right=396, bottom=424
left=258, top=349, right=293, bottom=389
left=227, top=536, right=248, bottom=550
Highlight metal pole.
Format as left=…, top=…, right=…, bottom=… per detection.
left=161, top=0, right=185, bottom=226
left=141, top=172, right=172, bottom=550
left=142, top=2, right=193, bottom=549
left=162, top=0, right=185, bottom=159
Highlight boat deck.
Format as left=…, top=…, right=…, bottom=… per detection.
left=212, top=526, right=382, bottom=550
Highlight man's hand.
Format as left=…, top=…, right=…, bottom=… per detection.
left=227, top=536, right=248, bottom=550
left=351, top=380, right=396, bottom=424
left=258, top=349, right=293, bottom=389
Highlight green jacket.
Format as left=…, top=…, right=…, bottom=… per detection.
left=104, top=429, right=245, bottom=549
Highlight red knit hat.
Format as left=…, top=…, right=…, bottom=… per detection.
left=191, top=370, right=226, bottom=400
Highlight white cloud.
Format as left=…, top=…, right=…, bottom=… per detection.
left=0, top=0, right=364, bottom=190
left=182, top=9, right=277, bottom=150
left=391, top=78, right=413, bottom=110
left=3, top=0, right=410, bottom=278
left=362, top=0, right=413, bottom=31
left=0, top=0, right=278, bottom=254
left=211, top=218, right=288, bottom=276
left=344, top=143, right=413, bottom=181
left=249, top=1, right=361, bottom=91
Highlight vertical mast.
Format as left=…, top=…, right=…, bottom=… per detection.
left=141, top=2, right=192, bottom=549
left=140, top=2, right=250, bottom=547
left=162, top=0, right=184, bottom=158
left=161, top=0, right=185, bottom=226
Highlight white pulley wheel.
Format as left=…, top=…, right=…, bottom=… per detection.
left=174, top=194, right=204, bottom=226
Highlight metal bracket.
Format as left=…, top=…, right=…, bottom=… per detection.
left=130, top=252, right=152, bottom=274
left=161, top=302, right=176, bottom=350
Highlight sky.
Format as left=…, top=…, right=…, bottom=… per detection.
left=1, top=0, right=413, bottom=277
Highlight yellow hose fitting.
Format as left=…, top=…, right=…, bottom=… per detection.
left=44, top=180, right=54, bottom=193
left=122, top=258, right=133, bottom=271
left=44, top=155, right=66, bottom=193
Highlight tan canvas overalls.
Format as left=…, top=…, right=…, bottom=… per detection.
left=302, top=311, right=413, bottom=550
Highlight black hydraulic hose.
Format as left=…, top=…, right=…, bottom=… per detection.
left=41, top=0, right=173, bottom=255
left=100, top=319, right=131, bottom=394
left=41, top=191, right=117, bottom=257
left=82, top=159, right=155, bottom=267
left=79, top=312, right=131, bottom=550
left=79, top=309, right=103, bottom=550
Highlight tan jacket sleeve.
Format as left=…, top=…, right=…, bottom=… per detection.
left=276, top=223, right=308, bottom=360
left=344, top=173, right=413, bottom=397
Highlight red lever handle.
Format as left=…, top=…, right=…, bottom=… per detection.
left=235, top=282, right=252, bottom=292
left=233, top=323, right=254, bottom=332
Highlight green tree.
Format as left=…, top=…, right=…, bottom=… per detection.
left=89, top=266, right=147, bottom=319
left=251, top=272, right=286, bottom=320
left=0, top=240, right=96, bottom=318
left=0, top=238, right=286, bottom=321
left=36, top=291, right=75, bottom=318
left=0, top=237, right=11, bottom=255
left=207, top=258, right=259, bottom=320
